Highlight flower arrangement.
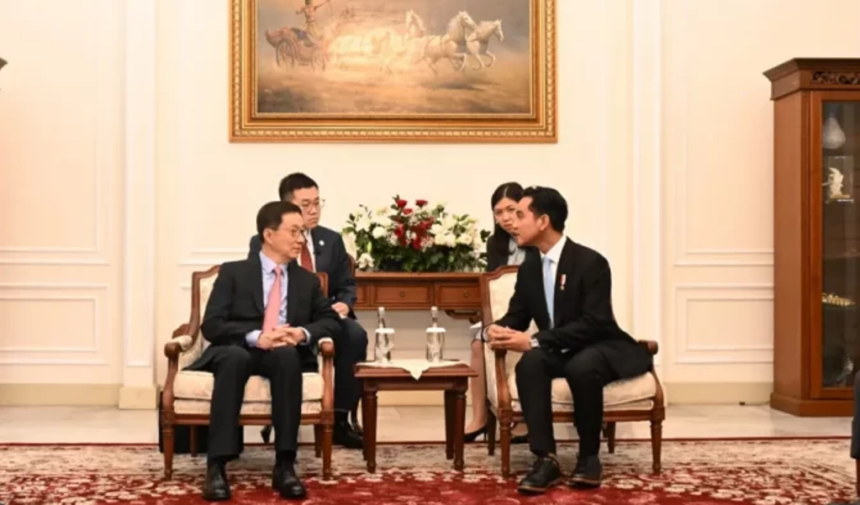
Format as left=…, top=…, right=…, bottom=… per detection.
left=342, top=196, right=491, bottom=272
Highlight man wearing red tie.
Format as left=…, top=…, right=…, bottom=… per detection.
left=249, top=173, right=367, bottom=450
left=189, top=201, right=341, bottom=501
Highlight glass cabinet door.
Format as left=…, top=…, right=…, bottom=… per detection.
left=819, top=99, right=860, bottom=394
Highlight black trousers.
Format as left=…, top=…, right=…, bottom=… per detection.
left=206, top=345, right=304, bottom=461
left=515, top=346, right=619, bottom=458
left=334, top=318, right=368, bottom=413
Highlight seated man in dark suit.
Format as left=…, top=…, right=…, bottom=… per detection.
left=187, top=201, right=341, bottom=501
left=250, top=173, right=367, bottom=449
left=829, top=371, right=860, bottom=505
left=486, top=186, right=653, bottom=495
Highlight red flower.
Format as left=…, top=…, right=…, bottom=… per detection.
left=411, top=236, right=422, bottom=250
left=416, top=199, right=428, bottom=207
left=394, top=224, right=405, bottom=237
left=403, top=208, right=413, bottom=216
left=395, top=199, right=408, bottom=209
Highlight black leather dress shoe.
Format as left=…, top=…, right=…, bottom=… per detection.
left=202, top=463, right=230, bottom=501
left=272, top=461, right=307, bottom=499
left=568, top=454, right=602, bottom=488
left=333, top=419, right=364, bottom=449
left=517, top=456, right=562, bottom=495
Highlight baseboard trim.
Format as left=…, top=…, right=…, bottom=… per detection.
left=0, top=384, right=120, bottom=406
left=665, top=382, right=773, bottom=405
left=119, top=385, right=158, bottom=409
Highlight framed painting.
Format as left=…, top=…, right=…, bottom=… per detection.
left=230, top=0, right=557, bottom=142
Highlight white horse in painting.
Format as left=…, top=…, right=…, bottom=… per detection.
left=380, top=10, right=428, bottom=75
left=466, top=20, right=504, bottom=70
left=420, top=11, right=478, bottom=76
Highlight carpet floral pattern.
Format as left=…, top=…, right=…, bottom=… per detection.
left=0, top=439, right=854, bottom=504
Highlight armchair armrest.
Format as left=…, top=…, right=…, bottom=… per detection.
left=637, top=339, right=659, bottom=356
left=318, top=337, right=335, bottom=413
left=163, top=325, right=198, bottom=410
left=493, top=349, right=513, bottom=411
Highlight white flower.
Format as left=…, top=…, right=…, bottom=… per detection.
left=438, top=233, right=456, bottom=247
left=430, top=224, right=447, bottom=236
left=472, top=233, right=484, bottom=250
left=355, top=215, right=372, bottom=232
left=342, top=231, right=357, bottom=256
left=441, top=215, right=457, bottom=229
left=456, top=233, right=472, bottom=246
left=421, top=236, right=434, bottom=250
left=388, top=234, right=399, bottom=246
left=372, top=226, right=387, bottom=239
left=375, top=206, right=389, bottom=215
left=371, top=214, right=392, bottom=228
left=357, top=253, right=375, bottom=270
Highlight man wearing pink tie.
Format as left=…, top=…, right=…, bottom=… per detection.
left=186, top=201, right=341, bottom=501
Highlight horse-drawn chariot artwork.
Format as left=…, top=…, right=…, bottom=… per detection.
left=230, top=0, right=556, bottom=142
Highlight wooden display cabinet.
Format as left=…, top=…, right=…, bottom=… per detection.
left=767, top=58, right=860, bottom=416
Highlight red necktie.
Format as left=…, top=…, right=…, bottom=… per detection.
left=300, top=241, right=314, bottom=272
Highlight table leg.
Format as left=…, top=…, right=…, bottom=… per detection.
left=363, top=388, right=378, bottom=473
left=453, top=383, right=467, bottom=471
left=444, top=390, right=454, bottom=460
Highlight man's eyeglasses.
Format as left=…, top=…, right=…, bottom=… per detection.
left=299, top=199, right=325, bottom=211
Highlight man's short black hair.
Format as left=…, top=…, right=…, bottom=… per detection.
left=278, top=173, right=318, bottom=201
left=256, top=201, right=303, bottom=239
left=522, top=186, right=567, bottom=233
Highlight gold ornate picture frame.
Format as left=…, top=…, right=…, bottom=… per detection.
left=230, top=0, right=556, bottom=143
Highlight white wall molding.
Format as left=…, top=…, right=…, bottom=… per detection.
left=632, top=0, right=663, bottom=366
left=121, top=0, right=158, bottom=388
left=674, top=283, right=774, bottom=365
left=0, top=10, right=111, bottom=267
left=0, top=283, right=109, bottom=366
left=669, top=0, right=773, bottom=268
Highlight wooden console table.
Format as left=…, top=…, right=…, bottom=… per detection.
left=354, top=272, right=482, bottom=320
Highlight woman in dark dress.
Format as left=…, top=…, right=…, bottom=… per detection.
left=465, top=182, right=532, bottom=442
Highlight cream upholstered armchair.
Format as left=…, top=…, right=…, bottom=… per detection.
left=161, top=266, right=335, bottom=480
left=480, top=265, right=665, bottom=477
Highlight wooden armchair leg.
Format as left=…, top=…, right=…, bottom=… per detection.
left=314, top=424, right=323, bottom=458
left=650, top=418, right=663, bottom=474
left=487, top=409, right=497, bottom=456
left=500, top=416, right=512, bottom=478
left=604, top=422, right=616, bottom=454
left=322, top=422, right=333, bottom=481
left=162, top=420, right=175, bottom=480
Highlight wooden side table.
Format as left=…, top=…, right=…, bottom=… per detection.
left=354, top=362, right=478, bottom=473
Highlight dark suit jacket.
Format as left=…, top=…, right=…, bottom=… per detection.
left=249, top=225, right=357, bottom=317
left=187, top=255, right=342, bottom=372
left=494, top=238, right=652, bottom=379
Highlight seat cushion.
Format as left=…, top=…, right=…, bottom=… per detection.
left=174, top=399, right=322, bottom=416
left=505, top=372, right=657, bottom=413
left=173, top=371, right=324, bottom=403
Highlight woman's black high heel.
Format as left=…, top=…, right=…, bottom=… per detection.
left=464, top=425, right=487, bottom=443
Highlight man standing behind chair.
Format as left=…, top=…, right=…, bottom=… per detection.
left=486, top=186, right=653, bottom=495
left=189, top=201, right=341, bottom=501
left=249, top=173, right=366, bottom=449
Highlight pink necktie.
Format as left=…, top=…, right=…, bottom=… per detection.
left=262, top=265, right=282, bottom=332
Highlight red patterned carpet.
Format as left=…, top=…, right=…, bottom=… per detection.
left=0, top=439, right=855, bottom=504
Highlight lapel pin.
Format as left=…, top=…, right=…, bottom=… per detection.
left=560, top=274, right=566, bottom=290
left=319, top=240, right=325, bottom=247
